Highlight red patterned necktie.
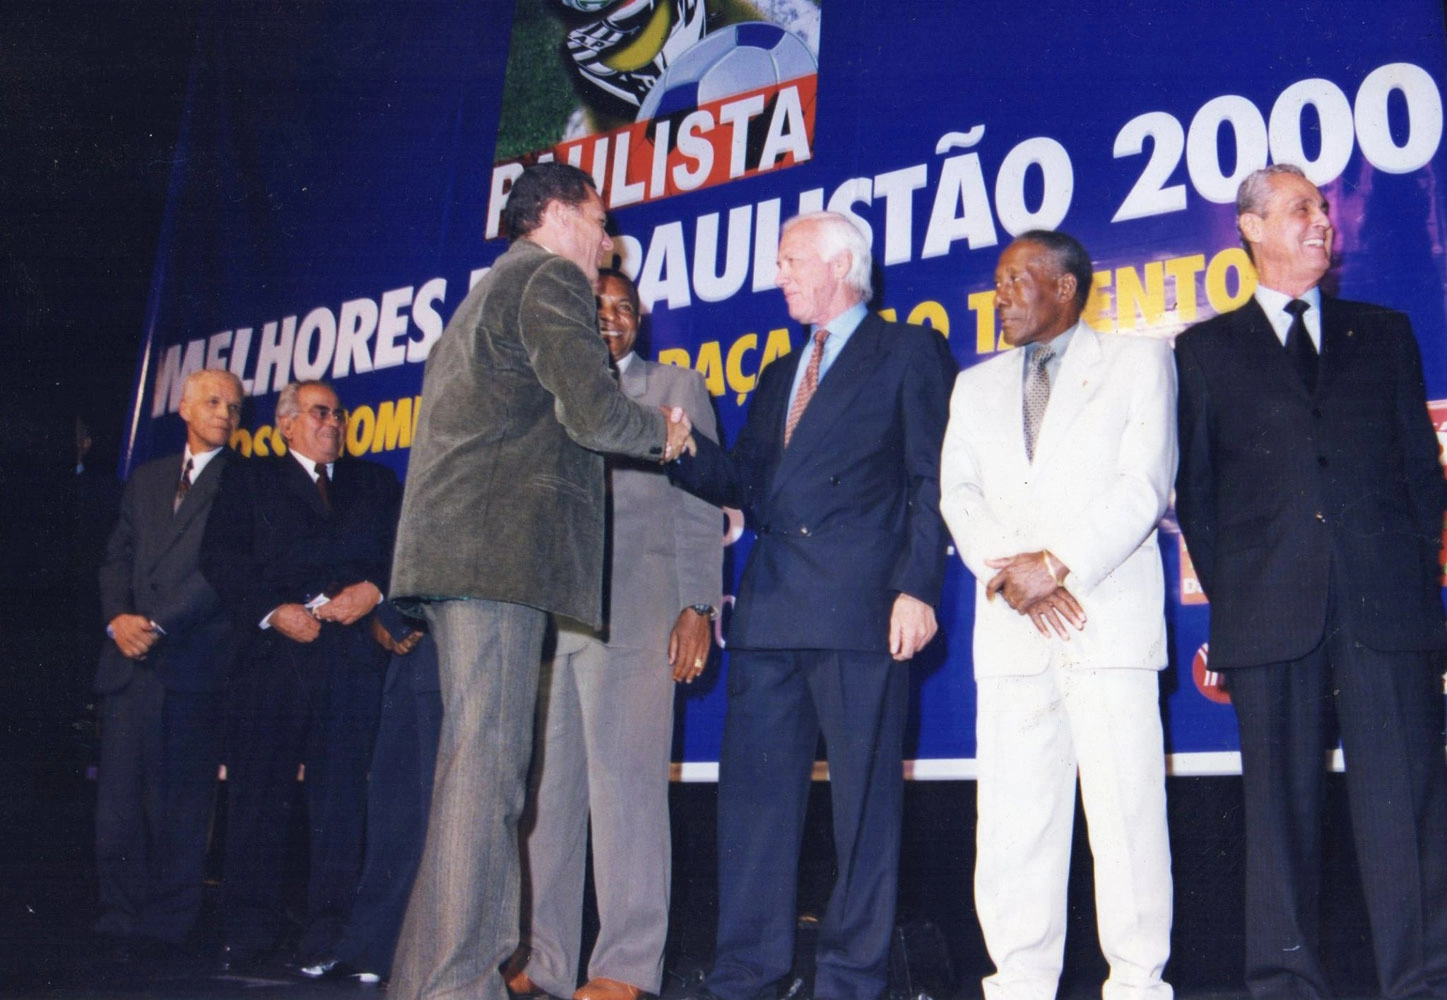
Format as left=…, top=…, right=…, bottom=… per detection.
left=173, top=457, right=193, bottom=513
left=784, top=328, right=829, bottom=447
left=316, top=463, right=332, bottom=513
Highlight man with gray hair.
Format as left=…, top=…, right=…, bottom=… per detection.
left=671, top=210, right=955, bottom=1000
left=202, top=378, right=402, bottom=972
left=1175, top=163, right=1447, bottom=1000
left=94, top=368, right=242, bottom=955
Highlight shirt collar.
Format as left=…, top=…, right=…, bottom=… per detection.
left=1025, top=320, right=1081, bottom=364
left=289, top=450, right=332, bottom=482
left=185, top=445, right=225, bottom=479
left=1255, top=282, right=1320, bottom=313
left=815, top=301, right=868, bottom=341
left=1254, top=283, right=1322, bottom=344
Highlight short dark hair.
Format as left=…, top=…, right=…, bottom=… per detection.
left=596, top=267, right=640, bottom=313
left=501, top=162, right=598, bottom=240
left=1016, top=229, right=1093, bottom=311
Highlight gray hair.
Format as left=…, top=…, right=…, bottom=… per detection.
left=1236, top=164, right=1310, bottom=260
left=1236, top=163, right=1308, bottom=218
left=182, top=368, right=244, bottom=403
left=275, top=379, right=336, bottom=421
left=782, top=211, right=873, bottom=302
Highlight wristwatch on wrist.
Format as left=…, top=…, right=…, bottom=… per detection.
left=689, top=603, right=718, bottom=620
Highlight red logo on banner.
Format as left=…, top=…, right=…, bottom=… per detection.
left=493, top=75, right=817, bottom=220
left=1191, top=644, right=1230, bottom=704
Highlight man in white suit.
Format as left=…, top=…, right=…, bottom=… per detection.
left=940, top=231, right=1176, bottom=1000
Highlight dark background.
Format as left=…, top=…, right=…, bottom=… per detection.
left=0, top=2, right=1415, bottom=995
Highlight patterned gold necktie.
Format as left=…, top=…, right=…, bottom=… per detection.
left=784, top=328, right=829, bottom=447
left=1023, top=346, right=1054, bottom=462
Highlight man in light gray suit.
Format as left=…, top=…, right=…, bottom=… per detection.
left=388, top=163, right=693, bottom=1000
left=507, top=269, right=722, bottom=1000
left=93, top=368, right=242, bottom=950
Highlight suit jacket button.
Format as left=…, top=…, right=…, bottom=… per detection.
left=760, top=525, right=772, bottom=535
left=1312, top=408, right=1322, bottom=419
left=1317, top=455, right=1328, bottom=467
left=829, top=476, right=840, bottom=486
left=1315, top=511, right=1326, bottom=522
left=799, top=526, right=810, bottom=536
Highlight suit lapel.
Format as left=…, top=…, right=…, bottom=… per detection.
left=144, top=451, right=226, bottom=574
left=1234, top=297, right=1313, bottom=401
left=620, top=357, right=647, bottom=400
left=1030, top=325, right=1104, bottom=469
left=769, top=314, right=883, bottom=494
left=168, top=451, right=225, bottom=532
left=283, top=453, right=331, bottom=520
left=1316, top=296, right=1356, bottom=391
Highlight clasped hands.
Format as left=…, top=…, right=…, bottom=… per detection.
left=985, top=550, right=1087, bottom=640
left=272, top=581, right=384, bottom=643
left=109, top=613, right=160, bottom=659
left=660, top=405, right=696, bottom=462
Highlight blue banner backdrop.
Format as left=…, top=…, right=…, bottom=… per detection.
left=125, top=0, right=1447, bottom=777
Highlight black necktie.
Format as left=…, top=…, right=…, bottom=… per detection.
left=316, top=464, right=332, bottom=513
left=1284, top=299, right=1318, bottom=393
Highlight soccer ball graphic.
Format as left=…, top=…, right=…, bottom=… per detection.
left=636, top=21, right=816, bottom=123
left=559, top=0, right=619, bottom=11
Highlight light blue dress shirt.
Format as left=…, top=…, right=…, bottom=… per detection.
left=785, top=301, right=869, bottom=418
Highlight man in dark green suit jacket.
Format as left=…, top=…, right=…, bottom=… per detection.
left=388, top=163, right=690, bottom=1000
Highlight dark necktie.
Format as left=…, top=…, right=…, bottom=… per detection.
left=1284, top=299, right=1318, bottom=393
left=784, top=328, right=829, bottom=447
left=173, top=457, right=193, bottom=513
left=1022, top=345, right=1055, bottom=462
left=316, top=464, right=332, bottom=513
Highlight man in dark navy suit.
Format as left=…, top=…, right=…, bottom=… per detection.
left=672, top=211, right=955, bottom=1000
left=202, top=379, right=400, bottom=971
left=1175, top=163, right=1447, bottom=1000
left=93, top=368, right=242, bottom=951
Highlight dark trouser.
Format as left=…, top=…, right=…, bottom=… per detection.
left=335, top=638, right=442, bottom=979
left=1230, top=622, right=1447, bottom=1000
left=707, top=648, right=907, bottom=1000
left=95, top=670, right=220, bottom=944
left=222, top=625, right=384, bottom=959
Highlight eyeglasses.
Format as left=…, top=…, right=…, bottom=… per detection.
left=307, top=405, right=347, bottom=423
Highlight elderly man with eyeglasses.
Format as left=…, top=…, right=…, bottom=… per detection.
left=202, top=378, right=404, bottom=974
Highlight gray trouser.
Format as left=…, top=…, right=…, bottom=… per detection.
left=518, top=627, right=675, bottom=995
left=389, top=599, right=548, bottom=1000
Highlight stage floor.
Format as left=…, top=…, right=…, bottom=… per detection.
left=0, top=741, right=1381, bottom=1000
